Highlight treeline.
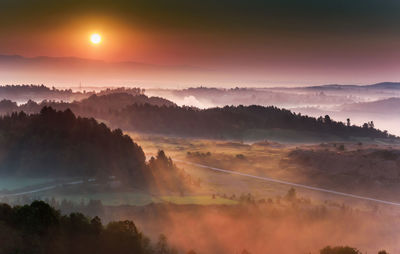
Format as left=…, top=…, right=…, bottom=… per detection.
left=0, top=92, right=175, bottom=117
left=0, top=201, right=389, bottom=254
left=0, top=84, right=89, bottom=102
left=162, top=86, right=353, bottom=106
left=0, top=85, right=172, bottom=107
left=0, top=88, right=396, bottom=141
left=107, top=104, right=395, bottom=140
left=96, top=87, right=144, bottom=96
left=0, top=201, right=179, bottom=254
left=320, top=246, right=388, bottom=254
left=0, top=107, right=190, bottom=191
left=1, top=101, right=394, bottom=141
left=0, top=106, right=148, bottom=183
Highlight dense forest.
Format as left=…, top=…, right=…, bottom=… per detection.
left=0, top=200, right=179, bottom=254
left=0, top=95, right=395, bottom=141
left=0, top=108, right=189, bottom=190
left=0, top=107, right=149, bottom=183
left=0, top=85, right=396, bottom=141
left=107, top=104, right=395, bottom=141
left=0, top=107, right=192, bottom=191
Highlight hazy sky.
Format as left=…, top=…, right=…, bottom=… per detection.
left=1, top=0, right=400, bottom=85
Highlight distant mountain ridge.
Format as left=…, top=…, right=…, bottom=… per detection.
left=306, top=82, right=400, bottom=90
left=0, top=54, right=211, bottom=86
left=366, top=82, right=400, bottom=89
left=341, top=97, right=400, bottom=114
left=0, top=54, right=204, bottom=72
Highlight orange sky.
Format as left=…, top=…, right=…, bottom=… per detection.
left=1, top=0, right=400, bottom=86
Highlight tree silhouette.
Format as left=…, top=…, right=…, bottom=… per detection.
left=320, top=246, right=361, bottom=254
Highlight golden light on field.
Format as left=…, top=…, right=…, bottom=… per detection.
left=90, top=33, right=102, bottom=44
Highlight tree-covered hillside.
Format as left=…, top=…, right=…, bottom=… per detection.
left=0, top=84, right=90, bottom=102
left=0, top=107, right=193, bottom=191
left=0, top=94, right=396, bottom=142
left=0, top=92, right=175, bottom=117
left=108, top=104, right=395, bottom=141
left=0, top=107, right=148, bottom=182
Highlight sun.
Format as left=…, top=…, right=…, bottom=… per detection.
left=90, top=33, right=102, bottom=44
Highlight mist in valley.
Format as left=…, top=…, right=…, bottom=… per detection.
left=2, top=0, right=400, bottom=253
left=146, top=84, right=400, bottom=136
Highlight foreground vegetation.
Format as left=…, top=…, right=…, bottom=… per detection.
left=0, top=200, right=179, bottom=254
left=0, top=200, right=390, bottom=254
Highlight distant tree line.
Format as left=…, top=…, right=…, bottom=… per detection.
left=0, top=92, right=175, bottom=117
left=0, top=84, right=89, bottom=102
left=106, top=104, right=395, bottom=140
left=0, top=85, right=172, bottom=110
left=0, top=92, right=396, bottom=141
left=96, top=87, right=144, bottom=96
left=320, top=246, right=388, bottom=254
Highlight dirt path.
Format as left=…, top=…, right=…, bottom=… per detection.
left=0, top=179, right=87, bottom=197
left=175, top=159, right=400, bottom=207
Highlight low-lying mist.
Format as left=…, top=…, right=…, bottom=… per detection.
left=146, top=85, right=400, bottom=136
left=104, top=194, right=400, bottom=254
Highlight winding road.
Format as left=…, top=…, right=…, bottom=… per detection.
left=3, top=160, right=400, bottom=208
left=175, top=159, right=400, bottom=207
left=0, top=180, right=87, bottom=197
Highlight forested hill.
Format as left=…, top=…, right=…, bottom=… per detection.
left=0, top=92, right=175, bottom=116
left=0, top=107, right=193, bottom=191
left=0, top=107, right=149, bottom=182
left=0, top=85, right=173, bottom=107
left=79, top=93, right=175, bottom=109
left=108, top=104, right=396, bottom=141
left=0, top=96, right=396, bottom=142
left=0, top=84, right=90, bottom=102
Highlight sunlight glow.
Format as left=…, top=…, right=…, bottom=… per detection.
left=90, top=33, right=102, bottom=44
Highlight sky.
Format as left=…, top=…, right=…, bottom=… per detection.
left=1, top=0, right=400, bottom=86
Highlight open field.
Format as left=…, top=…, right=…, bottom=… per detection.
left=1, top=134, right=400, bottom=254
left=2, top=133, right=400, bottom=212
left=40, top=192, right=237, bottom=206
left=132, top=133, right=400, bottom=209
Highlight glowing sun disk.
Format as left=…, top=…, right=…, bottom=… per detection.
left=90, top=33, right=101, bottom=44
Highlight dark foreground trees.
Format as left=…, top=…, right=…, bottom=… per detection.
left=0, top=201, right=391, bottom=254
left=0, top=201, right=178, bottom=254
left=320, top=246, right=361, bottom=254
